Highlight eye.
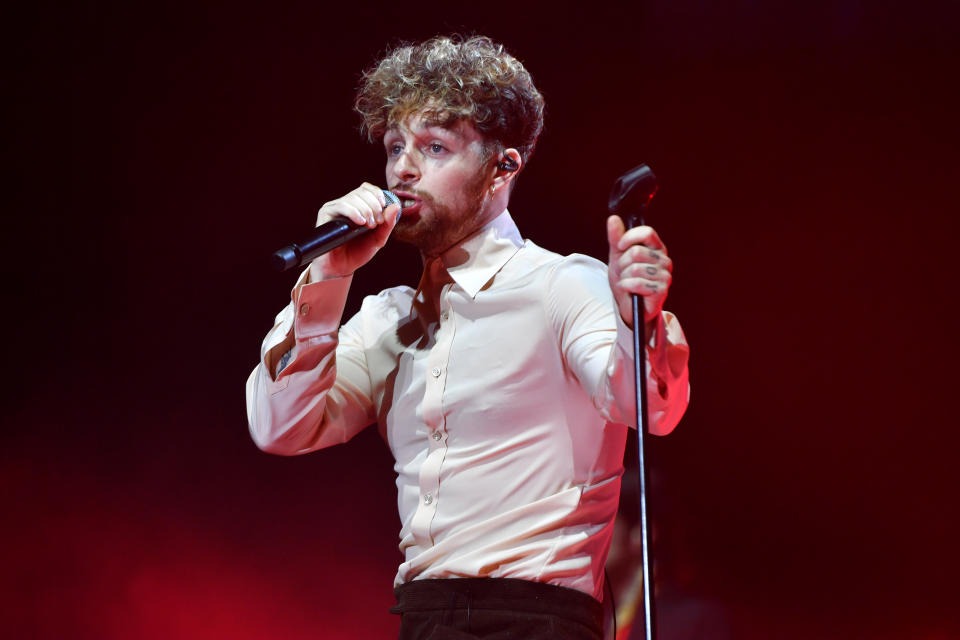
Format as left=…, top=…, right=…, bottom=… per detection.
left=428, top=142, right=446, bottom=154
left=386, top=143, right=403, bottom=156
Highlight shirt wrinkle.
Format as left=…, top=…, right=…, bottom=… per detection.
left=246, top=208, right=690, bottom=601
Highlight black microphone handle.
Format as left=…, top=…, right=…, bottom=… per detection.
left=271, top=190, right=400, bottom=272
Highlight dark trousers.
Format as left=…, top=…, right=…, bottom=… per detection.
left=391, top=577, right=604, bottom=640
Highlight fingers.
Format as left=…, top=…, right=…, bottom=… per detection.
left=616, top=223, right=667, bottom=255
left=308, top=189, right=401, bottom=280
left=614, top=269, right=670, bottom=325
left=607, top=217, right=672, bottom=275
left=317, top=182, right=392, bottom=229
left=615, top=244, right=673, bottom=275
left=617, top=268, right=672, bottom=297
left=607, top=216, right=673, bottom=325
left=368, top=202, right=402, bottom=248
left=614, top=257, right=672, bottom=305
left=606, top=214, right=626, bottom=251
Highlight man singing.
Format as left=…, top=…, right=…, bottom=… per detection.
left=246, top=35, right=690, bottom=640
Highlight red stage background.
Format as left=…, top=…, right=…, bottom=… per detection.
left=5, top=2, right=958, bottom=638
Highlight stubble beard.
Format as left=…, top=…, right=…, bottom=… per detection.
left=392, top=169, right=491, bottom=257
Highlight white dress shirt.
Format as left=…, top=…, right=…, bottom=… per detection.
left=246, top=210, right=690, bottom=600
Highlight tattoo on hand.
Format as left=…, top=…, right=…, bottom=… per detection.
left=645, top=266, right=657, bottom=276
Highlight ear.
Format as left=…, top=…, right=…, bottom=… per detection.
left=491, top=148, right=522, bottom=193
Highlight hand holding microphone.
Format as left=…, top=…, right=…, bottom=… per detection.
left=272, top=183, right=402, bottom=277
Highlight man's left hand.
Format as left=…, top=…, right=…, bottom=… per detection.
left=606, top=215, right=674, bottom=332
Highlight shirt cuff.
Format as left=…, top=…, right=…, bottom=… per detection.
left=613, top=310, right=671, bottom=381
left=292, top=271, right=353, bottom=340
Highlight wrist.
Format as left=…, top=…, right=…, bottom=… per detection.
left=644, top=315, right=658, bottom=344
left=308, top=258, right=353, bottom=284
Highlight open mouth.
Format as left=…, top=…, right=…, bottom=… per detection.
left=392, top=191, right=422, bottom=216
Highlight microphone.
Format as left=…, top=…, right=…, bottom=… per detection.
left=608, top=164, right=657, bottom=227
left=271, top=190, right=401, bottom=272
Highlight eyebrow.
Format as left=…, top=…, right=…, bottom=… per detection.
left=383, top=129, right=463, bottom=149
left=386, top=117, right=466, bottom=142
left=422, top=124, right=463, bottom=141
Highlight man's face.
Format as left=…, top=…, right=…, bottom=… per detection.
left=383, top=112, right=497, bottom=256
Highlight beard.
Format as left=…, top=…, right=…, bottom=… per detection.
left=392, top=168, right=491, bottom=256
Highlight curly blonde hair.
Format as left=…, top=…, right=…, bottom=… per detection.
left=355, top=35, right=545, bottom=166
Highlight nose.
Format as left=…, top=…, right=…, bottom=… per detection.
left=390, top=147, right=420, bottom=184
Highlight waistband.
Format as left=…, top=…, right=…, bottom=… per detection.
left=391, top=577, right=603, bottom=632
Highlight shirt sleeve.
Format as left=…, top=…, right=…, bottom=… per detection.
left=546, top=255, right=690, bottom=435
left=245, top=271, right=378, bottom=455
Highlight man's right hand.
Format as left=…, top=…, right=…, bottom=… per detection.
left=308, top=183, right=402, bottom=282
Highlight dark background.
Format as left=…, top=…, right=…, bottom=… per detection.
left=5, top=1, right=958, bottom=638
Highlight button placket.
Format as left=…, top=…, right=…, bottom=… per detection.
left=411, top=280, right=455, bottom=546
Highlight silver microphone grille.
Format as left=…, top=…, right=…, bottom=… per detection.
left=382, top=189, right=401, bottom=210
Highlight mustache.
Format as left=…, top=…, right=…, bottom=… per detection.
left=393, top=185, right=435, bottom=204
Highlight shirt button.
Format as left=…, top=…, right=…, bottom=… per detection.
left=432, top=431, right=442, bottom=441
left=423, top=493, right=433, bottom=505
left=441, top=311, right=449, bottom=320
left=431, top=367, right=441, bottom=378
left=299, top=303, right=310, bottom=316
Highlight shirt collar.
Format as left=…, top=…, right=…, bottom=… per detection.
left=431, top=209, right=524, bottom=299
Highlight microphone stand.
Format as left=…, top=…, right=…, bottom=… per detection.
left=627, top=208, right=656, bottom=640
left=608, top=164, right=659, bottom=640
